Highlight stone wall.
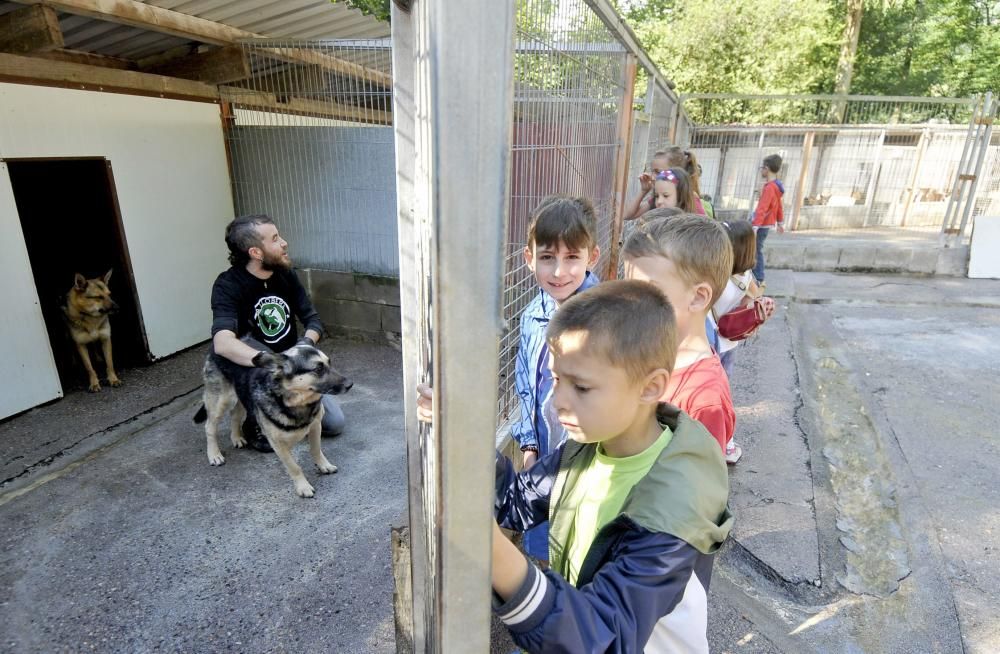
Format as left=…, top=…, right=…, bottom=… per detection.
left=303, top=269, right=401, bottom=342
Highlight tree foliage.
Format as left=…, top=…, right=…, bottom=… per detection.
left=336, top=0, right=390, bottom=23
left=619, top=0, right=999, bottom=101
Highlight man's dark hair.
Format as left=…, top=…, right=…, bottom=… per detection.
left=763, top=154, right=782, bottom=174
left=225, top=214, right=274, bottom=266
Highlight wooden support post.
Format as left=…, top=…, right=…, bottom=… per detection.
left=900, top=128, right=929, bottom=227
left=35, top=48, right=134, bottom=70
left=0, top=5, right=63, bottom=55
left=791, top=131, right=814, bottom=231
left=606, top=54, right=638, bottom=280
left=143, top=45, right=250, bottom=85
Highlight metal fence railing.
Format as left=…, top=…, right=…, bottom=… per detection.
left=684, top=94, right=999, bottom=235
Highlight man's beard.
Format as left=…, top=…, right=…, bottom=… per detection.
left=261, top=251, right=292, bottom=271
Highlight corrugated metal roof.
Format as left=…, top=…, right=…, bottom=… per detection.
left=0, top=1, right=389, bottom=62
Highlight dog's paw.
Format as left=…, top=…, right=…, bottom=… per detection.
left=88, top=384, right=101, bottom=393
left=208, top=452, right=226, bottom=466
left=317, top=461, right=338, bottom=475
left=231, top=434, right=247, bottom=448
left=295, top=481, right=316, bottom=498
left=108, top=377, right=123, bottom=387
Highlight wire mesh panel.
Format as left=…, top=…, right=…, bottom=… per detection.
left=221, top=39, right=396, bottom=275
left=497, top=0, right=632, bottom=430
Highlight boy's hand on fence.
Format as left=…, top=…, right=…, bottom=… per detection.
left=416, top=383, right=434, bottom=424
left=639, top=172, right=653, bottom=193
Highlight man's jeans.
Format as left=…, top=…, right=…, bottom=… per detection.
left=753, top=227, right=770, bottom=283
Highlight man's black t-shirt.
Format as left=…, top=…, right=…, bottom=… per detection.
left=210, top=266, right=323, bottom=353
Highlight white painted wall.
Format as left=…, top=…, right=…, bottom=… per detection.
left=0, top=163, right=62, bottom=419
left=0, top=83, right=234, bottom=360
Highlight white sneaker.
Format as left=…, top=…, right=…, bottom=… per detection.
left=725, top=441, right=743, bottom=465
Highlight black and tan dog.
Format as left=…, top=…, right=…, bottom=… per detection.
left=194, top=341, right=352, bottom=498
left=63, top=270, right=122, bottom=392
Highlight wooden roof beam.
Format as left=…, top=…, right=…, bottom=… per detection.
left=0, top=50, right=218, bottom=101
left=13, top=0, right=392, bottom=86
left=0, top=4, right=64, bottom=54
left=143, top=45, right=251, bottom=85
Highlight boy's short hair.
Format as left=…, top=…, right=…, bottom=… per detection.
left=547, top=280, right=677, bottom=381
left=527, top=195, right=598, bottom=252
left=622, top=214, right=733, bottom=306
left=641, top=206, right=683, bottom=223
left=763, top=154, right=782, bottom=174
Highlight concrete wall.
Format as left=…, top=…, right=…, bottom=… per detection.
left=0, top=83, right=233, bottom=361
left=303, top=269, right=401, bottom=341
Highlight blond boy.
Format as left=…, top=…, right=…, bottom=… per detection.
left=623, top=214, right=736, bottom=454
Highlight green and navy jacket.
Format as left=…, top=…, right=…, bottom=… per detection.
left=494, top=404, right=733, bottom=653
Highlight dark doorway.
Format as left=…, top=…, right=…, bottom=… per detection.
left=7, top=158, right=150, bottom=391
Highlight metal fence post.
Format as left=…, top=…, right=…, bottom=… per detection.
left=900, top=128, right=930, bottom=227
left=396, top=0, right=516, bottom=651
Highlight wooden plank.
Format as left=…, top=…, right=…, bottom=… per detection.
left=223, top=86, right=391, bottom=125
left=35, top=48, right=135, bottom=70
left=791, top=131, right=814, bottom=231
left=0, top=51, right=219, bottom=102
left=18, top=0, right=391, bottom=86
left=0, top=4, right=64, bottom=54
left=606, top=53, right=637, bottom=280
left=143, top=46, right=250, bottom=84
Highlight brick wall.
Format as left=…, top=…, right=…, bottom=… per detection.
left=303, top=269, right=401, bottom=342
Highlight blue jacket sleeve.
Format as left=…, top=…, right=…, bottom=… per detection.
left=510, top=313, right=537, bottom=449
left=494, top=448, right=560, bottom=533
left=494, top=527, right=704, bottom=653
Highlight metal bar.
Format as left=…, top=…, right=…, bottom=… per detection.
left=681, top=92, right=977, bottom=106
left=389, top=4, right=427, bottom=652
left=956, top=92, right=996, bottom=241
left=410, top=0, right=516, bottom=650
left=607, top=53, right=637, bottom=280
left=900, top=128, right=930, bottom=227
left=791, top=131, right=814, bottom=231
left=862, top=128, right=886, bottom=227
left=942, top=95, right=982, bottom=236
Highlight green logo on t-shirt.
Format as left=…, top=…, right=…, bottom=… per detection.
left=254, top=296, right=291, bottom=343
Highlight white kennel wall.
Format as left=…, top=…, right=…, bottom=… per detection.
left=0, top=83, right=233, bottom=365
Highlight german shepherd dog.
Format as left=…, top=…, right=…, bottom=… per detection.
left=194, top=340, right=352, bottom=498
left=63, top=270, right=122, bottom=392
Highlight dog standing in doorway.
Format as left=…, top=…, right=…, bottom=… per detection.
left=63, top=270, right=122, bottom=392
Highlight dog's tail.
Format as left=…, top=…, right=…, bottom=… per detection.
left=193, top=404, right=207, bottom=424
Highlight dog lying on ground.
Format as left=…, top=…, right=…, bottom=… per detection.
left=193, top=340, right=352, bottom=498
left=63, top=270, right=122, bottom=392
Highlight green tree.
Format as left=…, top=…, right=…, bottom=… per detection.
left=336, top=0, right=390, bottom=23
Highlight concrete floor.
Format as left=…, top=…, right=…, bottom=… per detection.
left=1, top=339, right=405, bottom=654
left=4, top=270, right=1000, bottom=653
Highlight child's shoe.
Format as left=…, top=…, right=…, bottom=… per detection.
left=725, top=440, right=743, bottom=465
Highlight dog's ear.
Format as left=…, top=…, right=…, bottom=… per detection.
left=252, top=350, right=282, bottom=370
left=103, top=269, right=113, bottom=285
left=74, top=273, right=87, bottom=291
